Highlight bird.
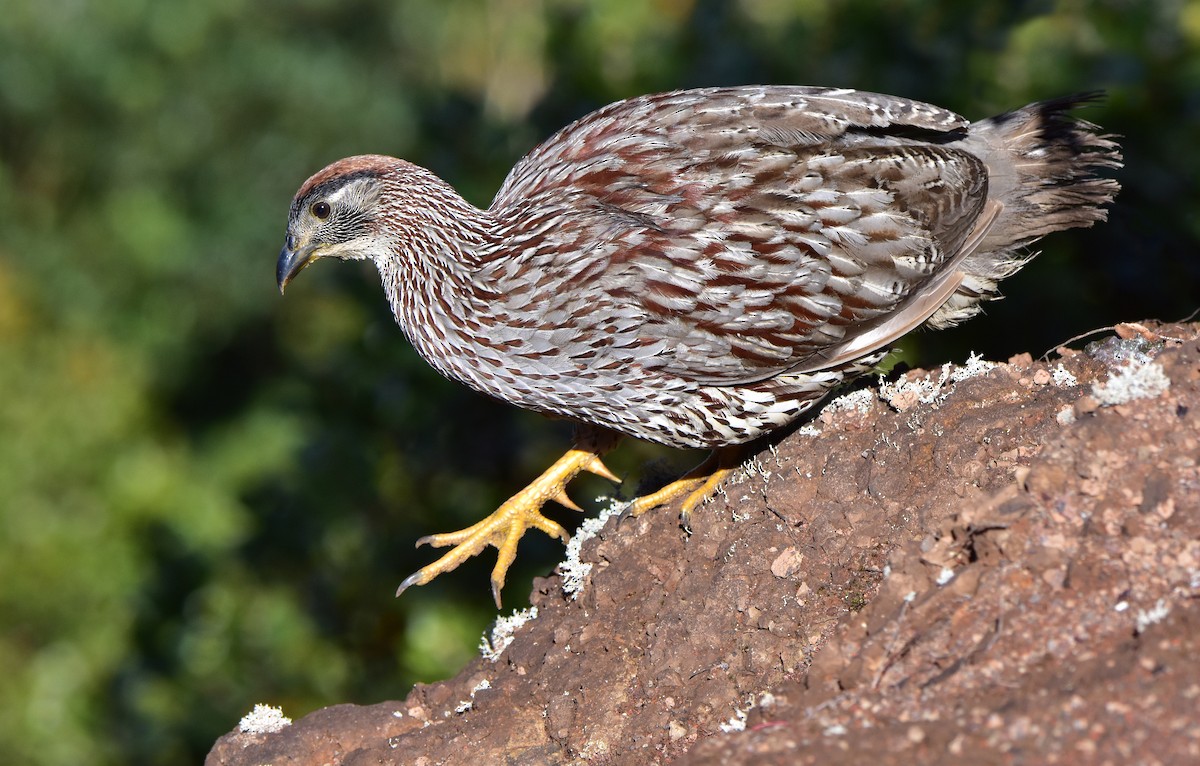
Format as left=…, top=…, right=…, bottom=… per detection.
left=277, top=86, right=1120, bottom=606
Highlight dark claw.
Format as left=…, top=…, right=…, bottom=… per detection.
left=617, top=501, right=639, bottom=525
left=395, top=570, right=425, bottom=598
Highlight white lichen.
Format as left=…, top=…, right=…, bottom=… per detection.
left=951, top=352, right=998, bottom=381
left=880, top=353, right=1000, bottom=412
left=795, top=422, right=823, bottom=437
left=718, top=705, right=749, bottom=733
left=825, top=387, right=877, bottom=416
left=453, top=679, right=493, bottom=714
left=729, top=456, right=771, bottom=486
left=879, top=365, right=950, bottom=411
left=238, top=704, right=292, bottom=734
left=1089, top=336, right=1160, bottom=367
left=796, top=386, right=878, bottom=437
left=1091, top=361, right=1171, bottom=406
left=1051, top=364, right=1078, bottom=387
left=935, top=567, right=955, bottom=586
left=559, top=497, right=629, bottom=599
left=479, top=606, right=539, bottom=661
left=1135, top=598, right=1171, bottom=633
left=577, top=739, right=610, bottom=760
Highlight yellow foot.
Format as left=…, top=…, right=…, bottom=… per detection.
left=626, top=447, right=745, bottom=530
left=396, top=427, right=621, bottom=607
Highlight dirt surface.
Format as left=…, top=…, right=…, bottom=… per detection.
left=209, top=321, right=1200, bottom=765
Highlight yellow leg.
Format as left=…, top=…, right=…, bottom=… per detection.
left=397, top=426, right=621, bottom=607
left=626, top=446, right=746, bottom=531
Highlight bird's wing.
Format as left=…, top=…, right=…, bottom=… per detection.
left=493, top=86, right=970, bottom=208
left=487, top=87, right=993, bottom=386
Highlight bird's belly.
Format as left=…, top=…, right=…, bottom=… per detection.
left=436, top=349, right=824, bottom=448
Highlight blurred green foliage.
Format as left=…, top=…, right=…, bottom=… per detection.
left=0, top=0, right=1196, bottom=763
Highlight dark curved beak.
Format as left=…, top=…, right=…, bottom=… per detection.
left=276, top=241, right=318, bottom=294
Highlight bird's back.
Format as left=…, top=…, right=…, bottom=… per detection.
left=422, top=87, right=1120, bottom=447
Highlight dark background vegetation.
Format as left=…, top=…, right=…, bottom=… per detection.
left=1, top=1, right=1195, bottom=763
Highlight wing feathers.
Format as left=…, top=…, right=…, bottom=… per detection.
left=488, top=87, right=998, bottom=387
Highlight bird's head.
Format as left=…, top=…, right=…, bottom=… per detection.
left=276, top=155, right=399, bottom=293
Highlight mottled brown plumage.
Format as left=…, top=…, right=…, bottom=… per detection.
left=277, top=86, right=1120, bottom=604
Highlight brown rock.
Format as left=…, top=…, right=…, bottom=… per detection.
left=209, top=322, right=1200, bottom=766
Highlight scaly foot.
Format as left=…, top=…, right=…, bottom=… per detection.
left=625, top=446, right=745, bottom=530
left=396, top=427, right=621, bottom=606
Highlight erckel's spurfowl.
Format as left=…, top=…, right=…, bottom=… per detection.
left=277, top=86, right=1121, bottom=606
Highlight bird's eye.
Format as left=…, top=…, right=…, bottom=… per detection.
left=311, top=201, right=331, bottom=220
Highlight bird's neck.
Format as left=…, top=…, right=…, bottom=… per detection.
left=372, top=175, right=502, bottom=389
